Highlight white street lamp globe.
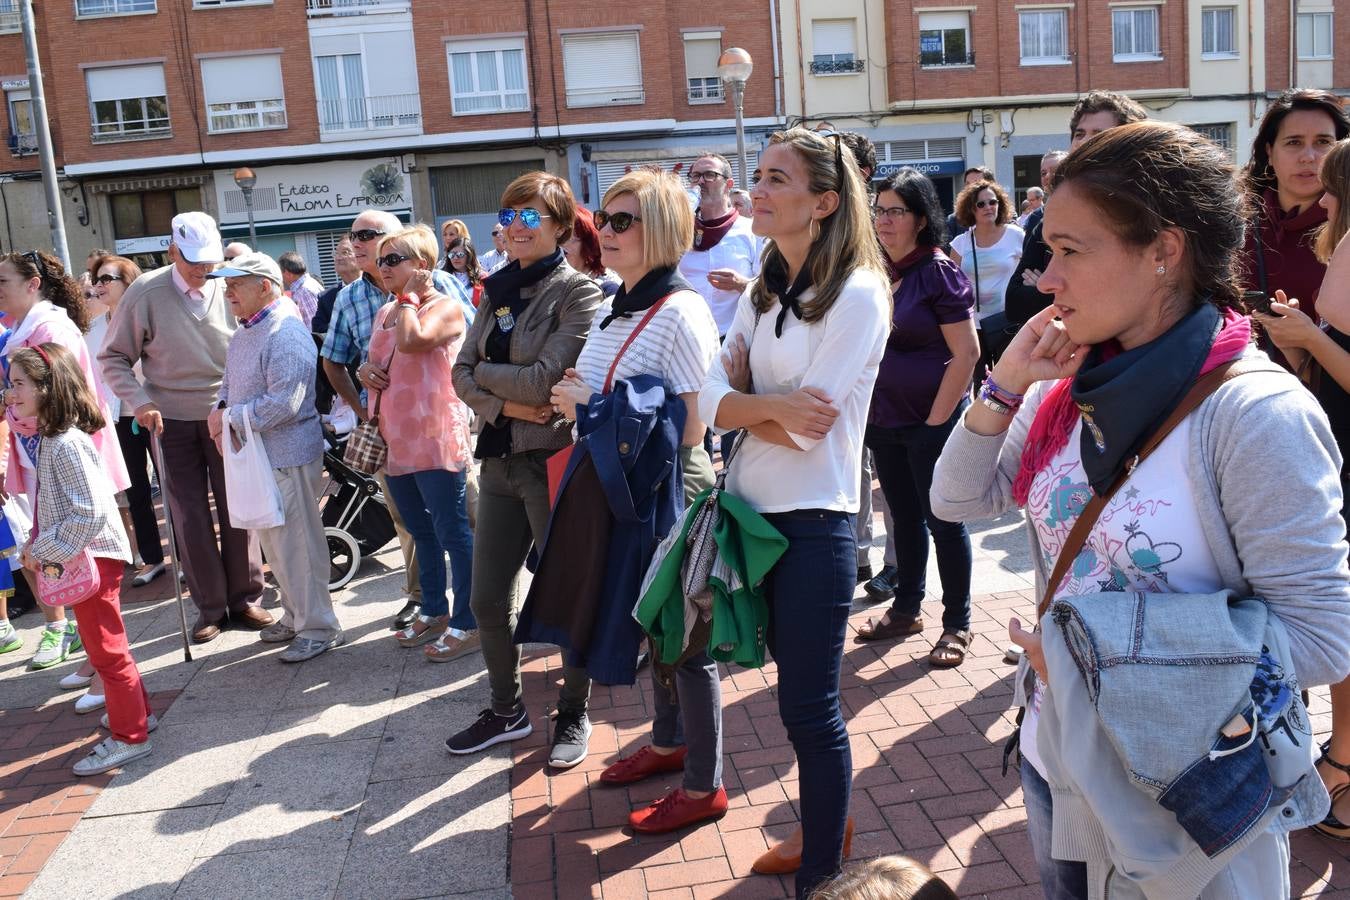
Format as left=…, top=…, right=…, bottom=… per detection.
left=717, top=47, right=753, bottom=85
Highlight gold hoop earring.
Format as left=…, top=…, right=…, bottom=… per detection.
left=809, top=219, right=821, bottom=243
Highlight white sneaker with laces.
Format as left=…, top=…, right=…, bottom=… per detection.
left=73, top=736, right=152, bottom=776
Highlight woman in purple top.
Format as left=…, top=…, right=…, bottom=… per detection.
left=856, top=168, right=980, bottom=668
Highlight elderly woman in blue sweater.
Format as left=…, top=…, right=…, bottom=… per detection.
left=207, top=253, right=342, bottom=663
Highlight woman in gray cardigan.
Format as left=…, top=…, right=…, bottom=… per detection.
left=930, top=122, right=1350, bottom=899
left=446, top=172, right=602, bottom=765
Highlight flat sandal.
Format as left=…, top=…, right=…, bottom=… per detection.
left=1314, top=746, right=1350, bottom=841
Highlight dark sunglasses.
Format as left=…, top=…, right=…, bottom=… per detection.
left=594, top=210, right=642, bottom=234
left=91, top=273, right=124, bottom=285
left=498, top=208, right=552, bottom=229
left=975, top=199, right=999, bottom=209
left=376, top=253, right=412, bottom=268
left=349, top=228, right=387, bottom=243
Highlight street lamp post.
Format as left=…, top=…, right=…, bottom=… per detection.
left=717, top=48, right=753, bottom=188
left=233, top=167, right=258, bottom=248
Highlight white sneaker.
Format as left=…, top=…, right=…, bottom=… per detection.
left=72, top=736, right=152, bottom=776
left=58, top=670, right=94, bottom=690
left=99, top=711, right=159, bottom=733
left=75, top=692, right=106, bottom=714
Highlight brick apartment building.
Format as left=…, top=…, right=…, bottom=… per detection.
left=0, top=0, right=1342, bottom=272
left=0, top=0, right=778, bottom=277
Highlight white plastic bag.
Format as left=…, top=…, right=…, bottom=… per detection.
left=223, top=407, right=285, bottom=530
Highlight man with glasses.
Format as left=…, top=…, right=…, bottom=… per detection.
left=676, top=153, right=760, bottom=337
left=100, top=211, right=272, bottom=644
left=320, top=210, right=473, bottom=629
left=479, top=225, right=509, bottom=274
left=312, top=237, right=359, bottom=335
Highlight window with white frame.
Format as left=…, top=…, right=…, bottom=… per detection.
left=86, top=64, right=169, bottom=140
left=683, top=33, right=724, bottom=102
left=1201, top=6, right=1237, bottom=56
left=201, top=55, right=286, bottom=133
left=1297, top=12, right=1333, bottom=60
left=561, top=31, right=644, bottom=107
left=312, top=29, right=421, bottom=134
left=447, top=38, right=529, bottom=115
left=1112, top=6, right=1161, bottom=60
left=76, top=0, right=155, bottom=15
left=1019, top=9, right=1069, bottom=65
left=918, top=11, right=972, bottom=67
left=193, top=0, right=271, bottom=6
left=811, top=19, right=863, bottom=74
left=6, top=88, right=33, bottom=154
left=1190, top=123, right=1234, bottom=153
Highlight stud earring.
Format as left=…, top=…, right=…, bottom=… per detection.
left=1156, top=265, right=1166, bottom=275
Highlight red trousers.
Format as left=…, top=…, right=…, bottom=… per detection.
left=74, top=558, right=150, bottom=744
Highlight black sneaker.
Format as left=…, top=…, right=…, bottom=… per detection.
left=856, top=563, right=874, bottom=584
left=864, top=565, right=899, bottom=602
left=548, top=708, right=592, bottom=769
left=392, top=599, right=421, bottom=630
left=445, top=706, right=532, bottom=755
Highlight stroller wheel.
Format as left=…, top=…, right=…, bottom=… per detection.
left=326, top=528, right=362, bottom=591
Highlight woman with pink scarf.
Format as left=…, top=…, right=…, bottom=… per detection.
left=0, top=250, right=128, bottom=672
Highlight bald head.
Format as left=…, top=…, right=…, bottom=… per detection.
left=223, top=242, right=251, bottom=261
left=350, top=209, right=403, bottom=277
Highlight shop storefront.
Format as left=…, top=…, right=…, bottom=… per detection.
left=872, top=137, right=966, bottom=214
left=91, top=176, right=209, bottom=272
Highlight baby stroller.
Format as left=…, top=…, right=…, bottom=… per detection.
left=320, top=432, right=397, bottom=590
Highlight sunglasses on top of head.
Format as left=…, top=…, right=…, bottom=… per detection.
left=376, top=253, right=412, bottom=268
left=593, top=210, right=642, bottom=234
left=498, top=208, right=553, bottom=229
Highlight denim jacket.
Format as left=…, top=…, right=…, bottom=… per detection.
left=1038, top=589, right=1322, bottom=900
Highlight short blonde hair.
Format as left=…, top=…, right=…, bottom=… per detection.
left=378, top=225, right=439, bottom=269
left=601, top=169, right=694, bottom=270
left=810, top=856, right=957, bottom=900
left=501, top=171, right=577, bottom=244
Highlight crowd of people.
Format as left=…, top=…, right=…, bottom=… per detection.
left=3, top=85, right=1350, bottom=900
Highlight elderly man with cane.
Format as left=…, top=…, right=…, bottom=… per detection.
left=207, top=252, right=341, bottom=662
left=100, top=212, right=272, bottom=644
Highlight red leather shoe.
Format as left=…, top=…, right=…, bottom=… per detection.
left=600, top=745, right=687, bottom=785
left=629, top=786, right=728, bottom=834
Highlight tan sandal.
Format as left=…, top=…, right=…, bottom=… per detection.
left=928, top=630, right=972, bottom=668
left=423, top=628, right=480, bottom=663
left=854, top=612, right=923, bottom=643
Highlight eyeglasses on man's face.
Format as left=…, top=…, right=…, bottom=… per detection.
left=689, top=171, right=729, bottom=184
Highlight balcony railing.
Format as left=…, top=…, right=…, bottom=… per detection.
left=0, top=5, right=17, bottom=33
left=318, top=93, right=421, bottom=134
left=305, top=0, right=409, bottom=16
left=8, top=132, right=34, bottom=156
left=919, top=50, right=975, bottom=67
left=809, top=58, right=866, bottom=75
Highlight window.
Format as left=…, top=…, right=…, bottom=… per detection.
left=1297, top=12, right=1333, bottom=60
left=447, top=38, right=529, bottom=115
left=76, top=0, right=155, bottom=15
left=194, top=0, right=272, bottom=6
left=1019, top=10, right=1069, bottom=64
left=86, top=64, right=169, bottom=141
left=811, top=19, right=862, bottom=74
left=110, top=188, right=201, bottom=240
left=201, top=55, right=286, bottom=133
left=0, top=0, right=18, bottom=34
left=561, top=31, right=644, bottom=107
left=6, top=88, right=33, bottom=155
left=683, top=33, right=724, bottom=102
left=1200, top=7, right=1237, bottom=56
left=1190, top=123, right=1234, bottom=153
left=918, top=12, right=972, bottom=67
left=312, top=29, right=420, bottom=134
left=1112, top=7, right=1161, bottom=60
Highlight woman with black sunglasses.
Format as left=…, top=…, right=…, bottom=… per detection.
left=447, top=172, right=604, bottom=762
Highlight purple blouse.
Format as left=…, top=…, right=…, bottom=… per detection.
left=868, top=250, right=974, bottom=429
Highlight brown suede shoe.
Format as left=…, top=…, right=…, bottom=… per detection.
left=191, top=617, right=224, bottom=644
left=231, top=606, right=275, bottom=630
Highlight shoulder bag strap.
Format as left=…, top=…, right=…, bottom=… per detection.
left=1035, top=357, right=1261, bottom=620
left=969, top=230, right=981, bottom=315
left=603, top=292, right=674, bottom=393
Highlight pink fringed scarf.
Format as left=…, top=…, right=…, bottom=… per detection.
left=1010, top=308, right=1253, bottom=505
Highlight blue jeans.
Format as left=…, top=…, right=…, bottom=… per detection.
left=866, top=400, right=973, bottom=631
left=1021, top=757, right=1089, bottom=900
left=385, top=468, right=475, bottom=630
left=763, top=509, right=855, bottom=900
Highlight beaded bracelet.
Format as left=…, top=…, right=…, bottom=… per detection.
left=978, top=378, right=1023, bottom=417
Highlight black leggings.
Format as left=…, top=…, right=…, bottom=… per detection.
left=115, top=415, right=164, bottom=566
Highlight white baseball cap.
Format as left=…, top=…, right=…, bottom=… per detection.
left=170, top=211, right=224, bottom=264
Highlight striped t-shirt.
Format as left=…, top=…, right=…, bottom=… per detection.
left=575, top=289, right=719, bottom=396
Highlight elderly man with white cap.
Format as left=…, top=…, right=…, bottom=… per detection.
left=100, top=211, right=272, bottom=644
left=208, top=252, right=342, bottom=662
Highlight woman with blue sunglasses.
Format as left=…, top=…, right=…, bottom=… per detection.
left=447, top=172, right=604, bottom=763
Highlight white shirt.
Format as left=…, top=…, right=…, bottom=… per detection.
left=1019, top=417, right=1222, bottom=775
left=677, top=215, right=762, bottom=335
left=950, top=224, right=1024, bottom=323
left=575, top=289, right=718, bottom=396
left=480, top=248, right=509, bottom=274
left=699, top=269, right=891, bottom=514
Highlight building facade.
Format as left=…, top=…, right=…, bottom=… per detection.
left=0, top=0, right=1343, bottom=273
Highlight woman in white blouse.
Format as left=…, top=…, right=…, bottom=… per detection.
left=949, top=180, right=1024, bottom=375
left=699, top=128, right=890, bottom=900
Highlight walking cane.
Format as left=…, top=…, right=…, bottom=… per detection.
left=149, top=432, right=193, bottom=663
